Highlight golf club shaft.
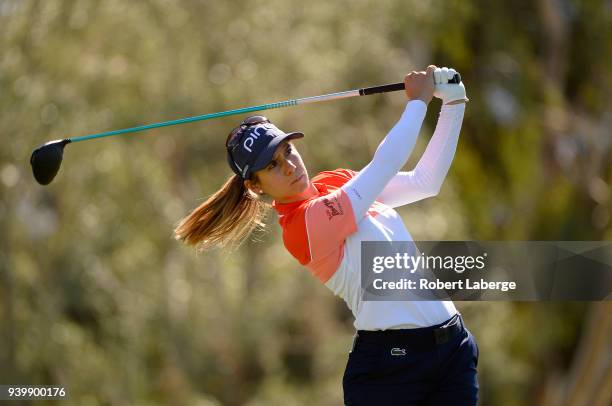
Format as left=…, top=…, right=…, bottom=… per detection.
left=69, top=75, right=459, bottom=143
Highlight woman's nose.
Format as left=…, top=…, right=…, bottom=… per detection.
left=284, top=160, right=297, bottom=175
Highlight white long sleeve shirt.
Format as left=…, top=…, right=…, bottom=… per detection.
left=273, top=100, right=466, bottom=330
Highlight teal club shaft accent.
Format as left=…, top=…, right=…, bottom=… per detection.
left=70, top=99, right=300, bottom=143
left=68, top=88, right=378, bottom=143
left=65, top=73, right=461, bottom=144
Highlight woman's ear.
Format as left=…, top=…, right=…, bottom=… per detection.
left=244, top=179, right=264, bottom=195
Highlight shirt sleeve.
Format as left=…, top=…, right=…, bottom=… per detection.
left=341, top=100, right=428, bottom=221
left=277, top=185, right=356, bottom=283
left=376, top=103, right=465, bottom=208
left=278, top=169, right=359, bottom=283
left=303, top=187, right=357, bottom=265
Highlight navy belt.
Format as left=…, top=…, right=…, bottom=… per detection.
left=354, top=313, right=464, bottom=351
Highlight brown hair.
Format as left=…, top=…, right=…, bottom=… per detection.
left=174, top=174, right=270, bottom=251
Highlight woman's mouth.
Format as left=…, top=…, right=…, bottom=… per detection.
left=291, top=174, right=304, bottom=185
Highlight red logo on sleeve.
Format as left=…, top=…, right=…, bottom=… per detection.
left=322, top=196, right=344, bottom=220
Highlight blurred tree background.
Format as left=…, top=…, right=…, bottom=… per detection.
left=1, top=0, right=611, bottom=404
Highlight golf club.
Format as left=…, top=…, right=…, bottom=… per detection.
left=30, top=74, right=460, bottom=185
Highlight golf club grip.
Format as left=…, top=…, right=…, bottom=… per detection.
left=359, top=73, right=461, bottom=96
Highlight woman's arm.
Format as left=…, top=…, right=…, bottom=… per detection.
left=375, top=102, right=466, bottom=208
left=342, top=99, right=429, bottom=220
left=340, top=67, right=438, bottom=221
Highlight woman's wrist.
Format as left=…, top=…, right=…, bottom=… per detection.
left=445, top=98, right=468, bottom=105
left=417, top=95, right=433, bottom=104
left=406, top=99, right=428, bottom=110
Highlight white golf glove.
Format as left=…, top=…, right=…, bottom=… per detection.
left=433, top=67, right=468, bottom=104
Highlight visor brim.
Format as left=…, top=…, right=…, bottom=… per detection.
left=249, top=132, right=304, bottom=175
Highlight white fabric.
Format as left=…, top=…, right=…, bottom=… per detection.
left=325, top=100, right=466, bottom=330
left=342, top=100, right=428, bottom=219
left=377, top=103, right=466, bottom=207
left=434, top=67, right=468, bottom=104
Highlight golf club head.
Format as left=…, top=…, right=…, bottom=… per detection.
left=30, top=139, right=71, bottom=185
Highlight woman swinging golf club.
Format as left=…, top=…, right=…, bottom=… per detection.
left=175, top=65, right=479, bottom=405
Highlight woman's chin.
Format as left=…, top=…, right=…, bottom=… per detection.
left=294, top=176, right=311, bottom=192
left=278, top=179, right=312, bottom=202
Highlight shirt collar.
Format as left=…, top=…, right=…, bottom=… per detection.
left=272, top=182, right=328, bottom=216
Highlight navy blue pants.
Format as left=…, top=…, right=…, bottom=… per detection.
left=343, top=314, right=479, bottom=405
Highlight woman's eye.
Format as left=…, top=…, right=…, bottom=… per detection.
left=285, top=146, right=292, bottom=156
left=267, top=161, right=276, bottom=170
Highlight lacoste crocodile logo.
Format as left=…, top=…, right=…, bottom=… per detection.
left=391, top=348, right=406, bottom=356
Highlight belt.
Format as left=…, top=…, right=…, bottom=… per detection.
left=354, top=313, right=464, bottom=351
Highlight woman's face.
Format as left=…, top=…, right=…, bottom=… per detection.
left=245, top=140, right=312, bottom=203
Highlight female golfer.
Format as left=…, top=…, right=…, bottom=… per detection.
left=175, top=65, right=479, bottom=405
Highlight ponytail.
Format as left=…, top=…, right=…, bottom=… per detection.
left=174, top=174, right=269, bottom=251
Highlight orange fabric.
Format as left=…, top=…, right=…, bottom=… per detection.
left=273, top=169, right=358, bottom=282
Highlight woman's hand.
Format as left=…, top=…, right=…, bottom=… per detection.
left=433, top=67, right=468, bottom=104
left=404, top=65, right=436, bottom=104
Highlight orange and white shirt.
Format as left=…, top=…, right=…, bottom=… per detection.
left=273, top=101, right=466, bottom=330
